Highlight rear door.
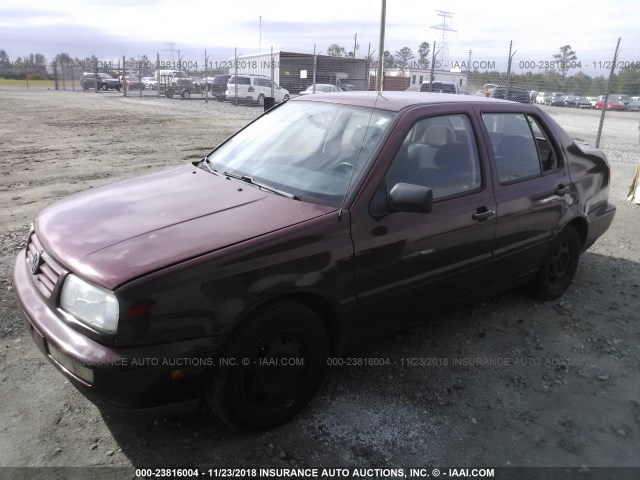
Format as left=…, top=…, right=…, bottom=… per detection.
left=475, top=106, right=571, bottom=286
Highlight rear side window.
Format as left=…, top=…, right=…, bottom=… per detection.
left=482, top=113, right=559, bottom=183
left=213, top=76, right=229, bottom=84
left=229, top=76, right=250, bottom=85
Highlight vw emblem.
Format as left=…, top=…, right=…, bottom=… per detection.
left=31, top=251, right=43, bottom=275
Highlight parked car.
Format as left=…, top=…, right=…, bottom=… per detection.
left=208, top=74, right=231, bottom=101
left=596, top=95, right=628, bottom=111
left=562, top=95, right=591, bottom=108
left=190, top=76, right=203, bottom=91
left=489, top=86, right=532, bottom=104
left=122, top=75, right=144, bottom=90
left=626, top=99, right=640, bottom=111
left=80, top=72, right=121, bottom=91
left=299, top=84, right=343, bottom=95
left=141, top=77, right=158, bottom=90
left=546, top=93, right=567, bottom=106
left=226, top=74, right=290, bottom=106
left=586, top=96, right=600, bottom=109
left=480, top=84, right=498, bottom=97
left=419, top=81, right=460, bottom=94
left=535, top=92, right=549, bottom=105
left=14, top=92, right=615, bottom=430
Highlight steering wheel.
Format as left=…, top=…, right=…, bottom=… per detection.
left=330, top=161, right=356, bottom=178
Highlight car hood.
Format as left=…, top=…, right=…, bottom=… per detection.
left=35, top=165, right=335, bottom=290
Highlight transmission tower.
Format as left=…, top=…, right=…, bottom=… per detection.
left=430, top=10, right=456, bottom=71
left=164, top=42, right=177, bottom=62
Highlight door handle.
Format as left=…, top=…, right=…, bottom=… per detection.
left=556, top=185, right=571, bottom=195
left=472, top=208, right=496, bottom=221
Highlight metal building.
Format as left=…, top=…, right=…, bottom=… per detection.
left=232, top=51, right=369, bottom=94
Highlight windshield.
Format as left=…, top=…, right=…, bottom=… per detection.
left=206, top=101, right=395, bottom=208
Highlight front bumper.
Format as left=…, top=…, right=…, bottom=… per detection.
left=13, top=249, right=226, bottom=414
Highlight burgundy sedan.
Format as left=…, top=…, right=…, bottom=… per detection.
left=14, top=92, right=615, bottom=429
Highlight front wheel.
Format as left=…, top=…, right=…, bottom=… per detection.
left=208, top=301, right=329, bottom=430
left=101, top=83, right=108, bottom=91
left=531, top=226, right=581, bottom=300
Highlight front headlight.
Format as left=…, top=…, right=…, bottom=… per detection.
left=60, top=274, right=119, bottom=334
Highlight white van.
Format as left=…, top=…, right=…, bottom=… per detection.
left=158, top=70, right=191, bottom=89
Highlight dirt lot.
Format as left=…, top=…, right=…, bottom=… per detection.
left=0, top=89, right=639, bottom=474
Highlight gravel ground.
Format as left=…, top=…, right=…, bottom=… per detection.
left=0, top=89, right=639, bottom=474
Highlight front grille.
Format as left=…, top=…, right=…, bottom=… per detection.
left=26, top=232, right=64, bottom=298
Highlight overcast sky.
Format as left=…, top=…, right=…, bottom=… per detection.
left=1, top=0, right=639, bottom=69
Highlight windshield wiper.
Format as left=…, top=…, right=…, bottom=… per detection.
left=223, top=171, right=298, bottom=200
left=198, top=157, right=220, bottom=176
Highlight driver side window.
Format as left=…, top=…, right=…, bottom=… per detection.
left=384, top=114, right=482, bottom=200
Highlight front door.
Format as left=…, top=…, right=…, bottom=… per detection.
left=350, top=109, right=497, bottom=335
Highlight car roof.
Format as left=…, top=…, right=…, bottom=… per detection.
left=292, top=91, right=513, bottom=111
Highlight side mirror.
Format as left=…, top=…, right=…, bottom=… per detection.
left=388, top=183, right=433, bottom=213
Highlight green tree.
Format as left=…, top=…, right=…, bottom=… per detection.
left=418, top=42, right=430, bottom=69
left=383, top=50, right=394, bottom=69
left=395, top=47, right=414, bottom=73
left=54, top=52, right=72, bottom=68
left=553, top=45, right=578, bottom=79
left=327, top=44, right=346, bottom=57
left=612, top=63, right=640, bottom=96
left=0, top=49, right=11, bottom=75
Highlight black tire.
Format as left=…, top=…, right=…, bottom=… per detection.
left=257, top=94, right=265, bottom=107
left=101, top=83, right=108, bottom=91
left=181, top=89, right=190, bottom=99
left=283, top=94, right=290, bottom=102
left=531, top=226, right=581, bottom=300
left=208, top=301, right=329, bottom=430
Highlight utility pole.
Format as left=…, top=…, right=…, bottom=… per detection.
left=353, top=33, right=358, bottom=58
left=259, top=16, right=262, bottom=53
left=376, top=0, right=386, bottom=91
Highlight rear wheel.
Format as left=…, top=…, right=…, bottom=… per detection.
left=101, top=83, right=108, bottom=91
left=208, top=301, right=329, bottom=430
left=531, top=226, right=581, bottom=300
left=257, top=94, right=265, bottom=107
left=181, top=89, right=191, bottom=99
left=283, top=94, right=290, bottom=102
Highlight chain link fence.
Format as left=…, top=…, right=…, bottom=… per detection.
left=4, top=39, right=638, bottom=147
